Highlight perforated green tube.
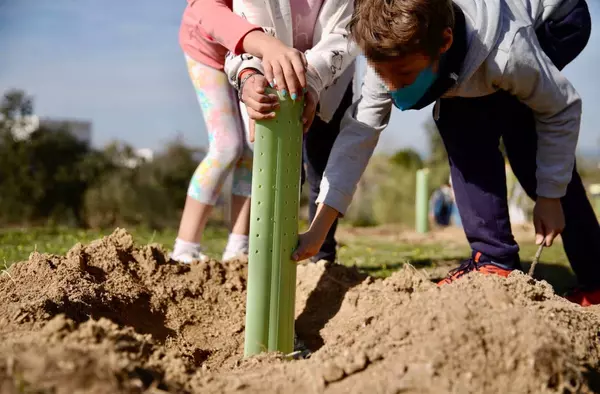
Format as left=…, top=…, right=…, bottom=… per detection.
left=244, top=111, right=277, bottom=356
left=244, top=91, right=303, bottom=357
left=415, top=168, right=430, bottom=234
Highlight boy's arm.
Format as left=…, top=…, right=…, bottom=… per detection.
left=185, top=0, right=261, bottom=55
left=316, top=65, right=393, bottom=215
left=303, top=0, right=359, bottom=96
left=499, top=27, right=582, bottom=198
left=293, top=66, right=392, bottom=261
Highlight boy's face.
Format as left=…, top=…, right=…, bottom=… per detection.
left=367, top=28, right=454, bottom=91
left=369, top=53, right=434, bottom=90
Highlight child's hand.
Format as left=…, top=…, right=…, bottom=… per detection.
left=241, top=73, right=279, bottom=119
left=292, top=231, right=325, bottom=262
left=241, top=31, right=307, bottom=99
left=241, top=73, right=279, bottom=142
left=533, top=197, right=565, bottom=246
left=292, top=203, right=340, bottom=261
left=261, top=41, right=307, bottom=101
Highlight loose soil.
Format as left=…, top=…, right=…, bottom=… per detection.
left=0, top=229, right=598, bottom=393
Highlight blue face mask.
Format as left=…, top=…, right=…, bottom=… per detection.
left=389, top=66, right=438, bottom=111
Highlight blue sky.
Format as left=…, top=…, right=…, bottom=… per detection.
left=1, top=0, right=599, bottom=157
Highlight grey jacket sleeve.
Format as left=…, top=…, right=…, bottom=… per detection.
left=316, top=66, right=393, bottom=214
left=499, top=26, right=582, bottom=198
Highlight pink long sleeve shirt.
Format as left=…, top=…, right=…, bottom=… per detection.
left=179, top=0, right=260, bottom=70
left=179, top=0, right=324, bottom=70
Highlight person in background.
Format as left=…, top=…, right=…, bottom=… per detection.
left=449, top=175, right=462, bottom=228
left=172, top=0, right=310, bottom=263
left=224, top=0, right=358, bottom=263
left=293, top=0, right=600, bottom=306
left=428, top=177, right=459, bottom=228
left=428, top=180, right=453, bottom=227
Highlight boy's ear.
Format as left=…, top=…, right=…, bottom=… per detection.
left=439, top=27, right=453, bottom=55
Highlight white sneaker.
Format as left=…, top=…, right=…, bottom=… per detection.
left=170, top=250, right=209, bottom=264
left=221, top=250, right=248, bottom=262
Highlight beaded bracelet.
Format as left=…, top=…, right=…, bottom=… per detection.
left=238, top=70, right=262, bottom=103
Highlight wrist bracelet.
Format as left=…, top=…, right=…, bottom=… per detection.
left=238, top=70, right=262, bottom=102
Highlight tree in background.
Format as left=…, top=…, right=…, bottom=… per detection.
left=423, top=119, right=451, bottom=195
left=0, top=90, right=110, bottom=226
left=0, top=89, right=33, bottom=127
left=347, top=118, right=451, bottom=227
left=424, top=118, right=447, bottom=166
left=83, top=138, right=203, bottom=229
left=0, top=89, right=205, bottom=229
left=390, top=148, right=423, bottom=170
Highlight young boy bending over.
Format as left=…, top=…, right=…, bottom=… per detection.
left=293, top=0, right=600, bottom=306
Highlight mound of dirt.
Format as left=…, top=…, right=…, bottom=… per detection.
left=0, top=229, right=598, bottom=394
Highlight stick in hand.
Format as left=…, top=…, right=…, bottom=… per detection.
left=528, top=243, right=545, bottom=277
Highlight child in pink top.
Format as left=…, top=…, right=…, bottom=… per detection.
left=173, top=0, right=310, bottom=263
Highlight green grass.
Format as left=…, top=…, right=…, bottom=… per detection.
left=0, top=225, right=576, bottom=293
left=336, top=230, right=575, bottom=293
left=338, top=238, right=467, bottom=277
left=0, top=226, right=228, bottom=264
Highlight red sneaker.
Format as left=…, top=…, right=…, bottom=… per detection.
left=565, top=287, right=600, bottom=307
left=438, top=253, right=514, bottom=286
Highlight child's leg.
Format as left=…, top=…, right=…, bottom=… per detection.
left=437, top=0, right=593, bottom=282
left=435, top=94, right=520, bottom=267
left=230, top=143, right=252, bottom=237
left=223, top=144, right=253, bottom=260
left=175, top=56, right=245, bottom=258
left=303, top=83, right=354, bottom=263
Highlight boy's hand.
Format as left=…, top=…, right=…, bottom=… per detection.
left=292, top=231, right=326, bottom=262
left=292, top=203, right=340, bottom=261
left=241, top=73, right=279, bottom=142
left=533, top=197, right=565, bottom=246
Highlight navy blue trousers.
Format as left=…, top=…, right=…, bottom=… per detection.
left=301, top=83, right=353, bottom=262
left=435, top=0, right=600, bottom=287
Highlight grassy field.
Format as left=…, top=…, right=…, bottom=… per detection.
left=0, top=224, right=576, bottom=293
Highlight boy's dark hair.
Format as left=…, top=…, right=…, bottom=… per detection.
left=348, top=0, right=455, bottom=61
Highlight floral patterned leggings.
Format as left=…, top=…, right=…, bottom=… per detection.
left=185, top=55, right=253, bottom=205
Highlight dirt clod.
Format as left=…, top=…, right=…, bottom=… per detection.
left=0, top=229, right=599, bottom=393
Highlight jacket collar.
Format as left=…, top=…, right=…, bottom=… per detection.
left=409, top=2, right=468, bottom=110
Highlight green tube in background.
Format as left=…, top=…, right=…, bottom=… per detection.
left=416, top=168, right=430, bottom=234
left=245, top=90, right=303, bottom=357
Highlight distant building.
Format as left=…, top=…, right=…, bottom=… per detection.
left=121, top=148, right=155, bottom=168
left=10, top=115, right=92, bottom=144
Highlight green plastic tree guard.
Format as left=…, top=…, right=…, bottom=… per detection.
left=415, top=168, right=430, bottom=234
left=244, top=90, right=303, bottom=357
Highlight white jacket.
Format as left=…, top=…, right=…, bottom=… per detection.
left=224, top=0, right=359, bottom=123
